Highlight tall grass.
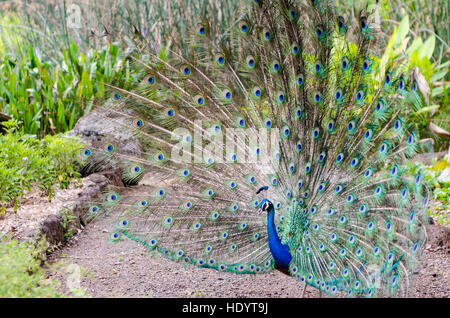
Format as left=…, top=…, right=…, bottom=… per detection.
left=0, top=0, right=243, bottom=62
left=0, top=41, right=131, bottom=136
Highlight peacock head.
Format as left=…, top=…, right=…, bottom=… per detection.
left=258, top=198, right=274, bottom=214
left=257, top=186, right=273, bottom=213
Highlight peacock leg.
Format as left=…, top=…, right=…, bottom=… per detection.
left=300, top=283, right=307, bottom=298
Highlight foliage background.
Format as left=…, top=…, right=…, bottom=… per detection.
left=0, top=0, right=448, bottom=297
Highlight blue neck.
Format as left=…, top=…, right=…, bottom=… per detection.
left=267, top=206, right=292, bottom=269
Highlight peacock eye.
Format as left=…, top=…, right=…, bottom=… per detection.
left=314, top=91, right=321, bottom=102
left=297, top=74, right=304, bottom=86
left=315, top=61, right=321, bottom=72
left=197, top=23, right=206, bottom=35
left=363, top=60, right=369, bottom=70
left=316, top=27, right=323, bottom=37
left=385, top=73, right=391, bottom=84
left=361, top=17, right=367, bottom=29
left=357, top=91, right=362, bottom=100
left=342, top=57, right=349, bottom=70
left=292, top=42, right=300, bottom=54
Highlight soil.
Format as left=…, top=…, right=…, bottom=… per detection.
left=2, top=174, right=449, bottom=298
left=46, top=212, right=450, bottom=298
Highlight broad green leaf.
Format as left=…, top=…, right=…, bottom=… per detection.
left=422, top=35, right=436, bottom=60
left=393, top=15, right=409, bottom=48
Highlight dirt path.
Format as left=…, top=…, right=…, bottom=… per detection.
left=46, top=207, right=450, bottom=298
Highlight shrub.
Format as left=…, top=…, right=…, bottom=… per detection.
left=0, top=119, right=82, bottom=211
left=0, top=237, right=60, bottom=297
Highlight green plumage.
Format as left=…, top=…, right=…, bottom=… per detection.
left=81, top=0, right=430, bottom=297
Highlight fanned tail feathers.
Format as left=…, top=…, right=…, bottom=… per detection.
left=80, top=0, right=430, bottom=297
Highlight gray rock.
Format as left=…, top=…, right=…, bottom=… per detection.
left=68, top=107, right=142, bottom=176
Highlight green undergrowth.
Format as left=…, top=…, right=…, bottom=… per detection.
left=407, top=154, right=450, bottom=226
left=0, top=237, right=61, bottom=297
left=0, top=119, right=82, bottom=213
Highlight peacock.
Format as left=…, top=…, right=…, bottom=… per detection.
left=80, top=0, right=431, bottom=298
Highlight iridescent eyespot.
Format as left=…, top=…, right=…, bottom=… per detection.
left=195, top=95, right=204, bottom=105
left=316, top=26, right=323, bottom=37
left=253, top=86, right=262, bottom=98
left=385, top=73, right=391, bottom=84
left=361, top=17, right=367, bottom=29
left=272, top=61, right=280, bottom=72
left=379, top=143, right=388, bottom=153
left=166, top=108, right=175, bottom=117
left=362, top=59, right=369, bottom=70
left=342, top=57, right=349, bottom=70
left=356, top=90, right=364, bottom=101
left=364, top=169, right=373, bottom=178
left=183, top=65, right=191, bottom=75
left=297, top=74, right=304, bottom=86
left=216, top=54, right=225, bottom=65
left=246, top=55, right=256, bottom=68
left=314, top=91, right=322, bottom=103
left=263, top=29, right=271, bottom=40
left=292, top=42, right=300, bottom=55
left=197, top=23, right=206, bottom=35
left=327, top=119, right=335, bottom=132
left=338, top=16, right=345, bottom=29
left=239, top=21, right=249, bottom=33
left=315, top=61, right=321, bottom=72
left=223, top=89, right=232, bottom=100
left=147, top=75, right=155, bottom=84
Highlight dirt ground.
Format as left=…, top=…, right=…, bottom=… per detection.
left=1, top=177, right=448, bottom=298
left=46, top=203, right=449, bottom=298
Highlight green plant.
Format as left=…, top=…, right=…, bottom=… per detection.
left=0, top=0, right=242, bottom=61
left=0, top=119, right=82, bottom=211
left=337, top=0, right=449, bottom=152
left=0, top=41, right=130, bottom=136
left=406, top=156, right=450, bottom=226
left=0, top=237, right=61, bottom=297
left=60, top=207, right=77, bottom=240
